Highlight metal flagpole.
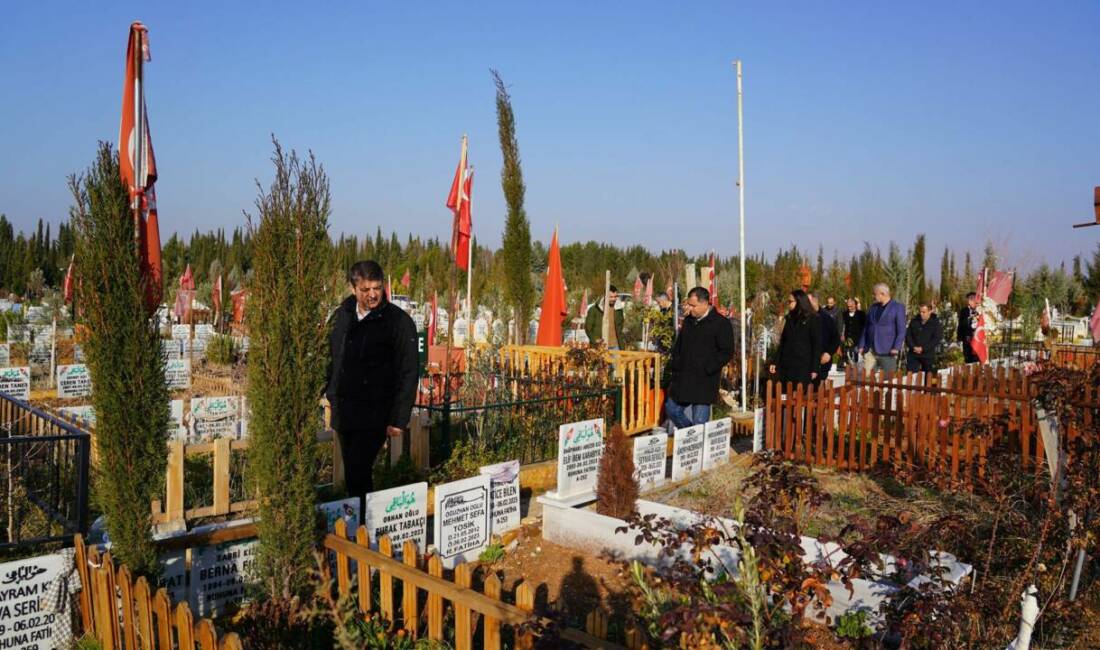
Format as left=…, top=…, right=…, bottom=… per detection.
left=466, top=166, right=474, bottom=331
left=133, top=27, right=145, bottom=256
left=735, top=59, right=748, bottom=413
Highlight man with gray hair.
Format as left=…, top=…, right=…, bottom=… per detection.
left=858, top=283, right=906, bottom=375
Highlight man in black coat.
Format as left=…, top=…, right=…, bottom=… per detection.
left=841, top=297, right=866, bottom=368
left=957, top=292, right=980, bottom=364
left=325, top=261, right=419, bottom=513
left=906, top=303, right=944, bottom=372
left=661, top=287, right=735, bottom=429
left=811, top=294, right=840, bottom=386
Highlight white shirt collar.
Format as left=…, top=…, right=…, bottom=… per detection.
left=356, top=305, right=370, bottom=321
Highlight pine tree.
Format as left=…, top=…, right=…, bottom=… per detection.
left=493, top=69, right=534, bottom=342
left=69, top=142, right=169, bottom=576
left=912, top=234, right=927, bottom=305
left=939, top=247, right=951, bottom=304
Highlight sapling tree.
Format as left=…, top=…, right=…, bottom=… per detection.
left=69, top=142, right=169, bottom=576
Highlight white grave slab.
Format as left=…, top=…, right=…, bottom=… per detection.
left=189, top=538, right=259, bottom=617
left=157, top=549, right=188, bottom=604
left=473, top=318, right=490, bottom=344
left=0, top=367, right=31, bottom=401
left=363, top=482, right=428, bottom=556
left=161, top=339, right=182, bottom=361
left=547, top=418, right=605, bottom=501
left=58, top=405, right=96, bottom=429
left=753, top=408, right=765, bottom=452
left=671, top=424, right=706, bottom=482
left=0, top=343, right=10, bottom=366
left=189, top=396, right=241, bottom=440
left=28, top=343, right=50, bottom=367
left=633, top=431, right=668, bottom=489
left=434, top=474, right=492, bottom=569
left=702, top=418, right=732, bottom=470
left=56, top=364, right=92, bottom=399
left=479, top=460, right=521, bottom=536
left=169, top=400, right=186, bottom=440
left=171, top=324, right=191, bottom=340
left=0, top=550, right=75, bottom=650
left=165, top=359, right=192, bottom=390
left=195, top=324, right=215, bottom=339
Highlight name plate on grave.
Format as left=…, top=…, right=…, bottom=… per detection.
left=189, top=538, right=258, bottom=618
left=434, top=475, right=491, bottom=569
left=671, top=424, right=705, bottom=482
left=165, top=359, right=192, bottom=390
left=479, top=460, right=521, bottom=536
left=553, top=418, right=605, bottom=499
left=56, top=364, right=92, bottom=399
left=702, top=417, right=732, bottom=470
left=0, top=551, right=75, bottom=650
left=363, top=482, right=428, bottom=556
left=0, top=367, right=31, bottom=401
left=633, top=431, right=668, bottom=489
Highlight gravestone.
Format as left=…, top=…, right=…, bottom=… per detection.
left=72, top=344, right=84, bottom=364
left=0, top=343, right=10, bottom=366
left=189, top=396, right=241, bottom=440
left=165, top=359, right=192, bottom=390
left=28, top=343, right=50, bottom=367
left=195, top=324, right=215, bottom=339
left=479, top=460, right=521, bottom=536
left=548, top=418, right=605, bottom=501
left=671, top=424, right=706, bottom=482
left=0, top=550, right=75, bottom=650
left=473, top=317, right=490, bottom=344
left=632, top=430, right=668, bottom=489
left=161, top=339, right=182, bottom=361
left=169, top=400, right=186, bottom=440
left=56, top=364, right=92, bottom=399
left=157, top=549, right=188, bottom=604
left=171, top=324, right=191, bottom=341
left=0, top=367, right=31, bottom=401
left=453, top=318, right=468, bottom=347
left=434, top=474, right=492, bottom=569
left=238, top=397, right=250, bottom=439
left=189, top=538, right=259, bottom=617
left=187, top=337, right=208, bottom=357
left=58, top=405, right=95, bottom=429
left=363, top=482, right=428, bottom=556
left=702, top=417, right=732, bottom=470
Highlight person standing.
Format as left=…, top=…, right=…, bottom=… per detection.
left=858, top=283, right=906, bottom=375
left=821, top=296, right=840, bottom=324
left=905, top=303, right=943, bottom=372
left=325, top=261, right=419, bottom=515
left=769, top=289, right=822, bottom=387
left=810, top=293, right=840, bottom=386
left=662, top=287, right=734, bottom=429
left=841, top=297, right=867, bottom=368
left=653, top=292, right=675, bottom=353
left=957, top=292, right=980, bottom=364
left=584, top=286, right=624, bottom=348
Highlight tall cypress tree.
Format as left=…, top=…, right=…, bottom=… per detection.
left=69, top=143, right=169, bottom=576
left=493, top=69, right=534, bottom=342
left=939, top=247, right=951, bottom=304
left=912, top=233, right=927, bottom=305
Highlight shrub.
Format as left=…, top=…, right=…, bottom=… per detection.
left=596, top=424, right=638, bottom=519
left=206, top=333, right=237, bottom=365
left=246, top=140, right=332, bottom=598
left=69, top=142, right=169, bottom=576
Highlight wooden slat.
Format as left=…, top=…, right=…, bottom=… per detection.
left=197, top=618, right=219, bottom=650
left=176, top=602, right=195, bottom=649
left=117, top=565, right=137, bottom=650
left=334, top=519, right=350, bottom=597
left=213, top=436, right=231, bottom=515
left=74, top=534, right=94, bottom=635
left=356, top=525, right=372, bottom=614
left=154, top=588, right=173, bottom=650
left=454, top=562, right=473, bottom=650
left=165, top=439, right=185, bottom=523
left=133, top=577, right=154, bottom=650
left=483, top=573, right=502, bottom=650
left=427, top=554, right=444, bottom=641
left=379, top=536, right=395, bottom=621
left=402, top=540, right=419, bottom=637
left=515, top=582, right=535, bottom=650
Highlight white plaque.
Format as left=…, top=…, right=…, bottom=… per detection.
left=473, top=318, right=490, bottom=344
left=553, top=418, right=605, bottom=499
left=363, top=482, right=428, bottom=557
left=161, top=339, right=182, bottom=361
left=671, top=424, right=706, bottom=482
left=58, top=405, right=96, bottom=429
left=753, top=408, right=765, bottom=453
left=479, top=460, right=521, bottom=536
left=171, top=324, right=191, bottom=340
left=56, top=364, right=92, bottom=399
left=195, top=324, right=215, bottom=339
left=0, top=367, right=31, bottom=401
left=434, top=474, right=492, bottom=569
left=157, top=549, right=188, bottom=604
left=189, top=538, right=258, bottom=617
left=0, top=343, right=10, bottom=366
left=165, top=359, right=192, bottom=390
left=169, top=400, right=186, bottom=440
left=703, top=418, right=732, bottom=470
left=189, top=396, right=241, bottom=440
left=0, top=551, right=75, bottom=649
left=632, top=431, right=668, bottom=489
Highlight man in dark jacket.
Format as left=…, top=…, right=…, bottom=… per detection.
left=810, top=294, right=840, bottom=385
left=841, top=297, right=866, bottom=368
left=957, top=292, right=980, bottom=364
left=906, top=303, right=943, bottom=372
left=583, top=286, right=625, bottom=348
left=325, top=261, right=419, bottom=511
left=820, top=296, right=840, bottom=325
left=662, top=287, right=735, bottom=429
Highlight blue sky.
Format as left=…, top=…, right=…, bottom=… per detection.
left=2, top=2, right=1098, bottom=271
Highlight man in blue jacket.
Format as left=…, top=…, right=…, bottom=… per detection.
left=858, top=283, right=906, bottom=375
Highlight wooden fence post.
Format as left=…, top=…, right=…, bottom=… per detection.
left=402, top=540, right=419, bottom=637
left=379, top=536, right=395, bottom=622
left=483, top=573, right=502, bottom=650
left=166, top=439, right=185, bottom=524
left=427, top=554, right=444, bottom=641
left=454, top=562, right=473, bottom=650
left=334, top=519, right=350, bottom=597
left=515, top=581, right=535, bottom=650
left=355, top=525, right=372, bottom=614
left=213, top=437, right=231, bottom=516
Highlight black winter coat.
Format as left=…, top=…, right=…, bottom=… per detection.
left=905, top=315, right=943, bottom=359
left=841, top=310, right=867, bottom=347
left=775, top=312, right=822, bottom=385
left=819, top=311, right=840, bottom=356
left=957, top=306, right=977, bottom=341
left=663, top=309, right=735, bottom=405
left=325, top=296, right=419, bottom=432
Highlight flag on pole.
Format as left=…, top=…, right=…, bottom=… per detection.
left=633, top=276, right=642, bottom=301
left=446, top=137, right=473, bottom=270
left=985, top=270, right=1014, bottom=305
left=644, top=276, right=654, bottom=306
left=536, top=228, right=568, bottom=346
left=230, top=287, right=247, bottom=324
left=972, top=269, right=989, bottom=363
left=579, top=288, right=589, bottom=318
left=63, top=255, right=75, bottom=304
left=212, top=274, right=223, bottom=321
left=1091, top=299, right=1100, bottom=344
left=401, top=269, right=410, bottom=288
left=173, top=264, right=195, bottom=322
left=709, top=252, right=718, bottom=306
left=428, top=292, right=438, bottom=347
left=119, top=21, right=163, bottom=312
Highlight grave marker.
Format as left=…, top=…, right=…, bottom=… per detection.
left=434, top=474, right=491, bottom=569
left=165, top=359, right=192, bottom=390
left=171, top=324, right=191, bottom=340
left=0, top=343, right=10, bottom=366
left=550, top=418, right=605, bottom=500
left=56, top=364, right=92, bottom=399
left=195, top=324, right=215, bottom=339
left=157, top=549, right=188, bottom=604
left=189, top=538, right=259, bottom=617
left=189, top=396, right=241, bottom=440
left=702, top=417, right=732, bottom=470
left=671, top=424, right=705, bottom=482
left=363, top=482, right=427, bottom=556
left=479, top=460, right=521, bottom=536
left=161, top=339, right=182, bottom=361
left=632, top=430, right=668, bottom=489
left=0, top=551, right=75, bottom=650
left=0, top=367, right=31, bottom=401
left=169, top=400, right=186, bottom=440
left=58, top=405, right=96, bottom=429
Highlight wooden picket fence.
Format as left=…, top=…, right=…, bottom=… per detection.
left=74, top=534, right=242, bottom=650
left=324, top=519, right=644, bottom=649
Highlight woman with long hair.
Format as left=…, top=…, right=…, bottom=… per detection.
left=769, top=289, right=822, bottom=386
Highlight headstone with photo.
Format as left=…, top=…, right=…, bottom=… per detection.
left=363, top=482, right=428, bottom=556
left=189, top=396, right=241, bottom=440
left=671, top=424, right=706, bottom=482
left=189, top=538, right=259, bottom=617
left=545, top=418, right=605, bottom=502
left=0, top=550, right=76, bottom=650
left=434, top=474, right=492, bottom=569
left=702, top=417, right=732, bottom=470
left=0, top=367, right=31, bottom=401
left=165, top=359, right=192, bottom=390
left=319, top=497, right=361, bottom=573
left=632, top=430, right=668, bottom=489
left=56, top=364, right=92, bottom=399
left=479, top=460, right=521, bottom=536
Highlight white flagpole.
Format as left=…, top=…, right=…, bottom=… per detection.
left=133, top=27, right=145, bottom=249
left=465, top=166, right=474, bottom=330
left=735, top=59, right=748, bottom=413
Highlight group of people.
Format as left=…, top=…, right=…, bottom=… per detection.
left=770, top=282, right=983, bottom=387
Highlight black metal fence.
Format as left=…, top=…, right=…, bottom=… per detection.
left=0, top=391, right=91, bottom=550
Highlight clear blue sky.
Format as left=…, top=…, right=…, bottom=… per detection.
left=2, top=1, right=1098, bottom=272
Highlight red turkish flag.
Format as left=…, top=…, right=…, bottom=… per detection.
left=428, top=292, right=438, bottom=346
left=63, top=255, right=75, bottom=304
left=633, top=276, right=643, bottom=301
left=709, top=252, right=718, bottom=306
left=401, top=269, right=410, bottom=287
left=985, top=270, right=1014, bottom=305
left=119, top=21, right=162, bottom=312
left=446, top=137, right=473, bottom=271
left=644, top=276, right=654, bottom=306
left=230, top=288, right=247, bottom=324
left=972, top=270, right=989, bottom=363
left=536, top=229, right=568, bottom=346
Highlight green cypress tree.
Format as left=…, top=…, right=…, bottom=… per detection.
left=69, top=143, right=169, bottom=576
left=493, top=69, right=534, bottom=342
left=912, top=234, right=927, bottom=305
left=939, top=247, right=951, bottom=304
left=246, top=140, right=331, bottom=598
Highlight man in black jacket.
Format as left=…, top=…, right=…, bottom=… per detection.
left=662, top=287, right=734, bottom=429
left=957, top=292, right=980, bottom=364
left=325, top=261, right=419, bottom=512
left=810, top=294, right=840, bottom=386
left=907, top=303, right=943, bottom=372
left=841, top=297, right=866, bottom=368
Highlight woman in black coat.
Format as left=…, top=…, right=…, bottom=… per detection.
left=769, top=290, right=822, bottom=386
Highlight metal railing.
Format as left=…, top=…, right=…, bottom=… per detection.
left=0, top=390, right=90, bottom=550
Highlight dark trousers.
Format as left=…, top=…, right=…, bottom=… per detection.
left=962, top=338, right=979, bottom=364
left=336, top=426, right=387, bottom=517
left=907, top=355, right=935, bottom=372
left=813, top=362, right=832, bottom=388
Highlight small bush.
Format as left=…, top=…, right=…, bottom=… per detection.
left=206, top=334, right=237, bottom=365
left=478, top=542, right=505, bottom=564
left=835, top=610, right=873, bottom=639
left=596, top=424, right=638, bottom=519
